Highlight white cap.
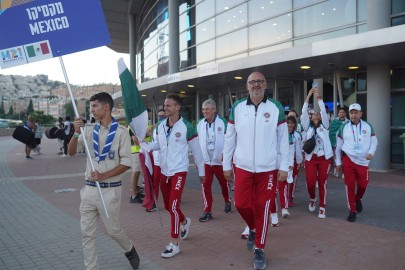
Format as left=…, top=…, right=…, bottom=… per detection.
left=349, top=103, right=361, bottom=111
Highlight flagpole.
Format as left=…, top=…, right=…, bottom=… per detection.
left=59, top=56, right=109, bottom=219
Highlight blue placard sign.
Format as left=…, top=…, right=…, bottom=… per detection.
left=0, top=0, right=111, bottom=69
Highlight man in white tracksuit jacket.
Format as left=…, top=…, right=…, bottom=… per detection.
left=144, top=94, right=205, bottom=258
left=223, top=71, right=289, bottom=270
left=196, top=99, right=232, bottom=222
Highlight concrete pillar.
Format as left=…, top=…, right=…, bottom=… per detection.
left=128, top=13, right=137, bottom=80
left=367, top=64, right=391, bottom=171
left=169, top=0, right=180, bottom=74
left=367, top=0, right=391, bottom=31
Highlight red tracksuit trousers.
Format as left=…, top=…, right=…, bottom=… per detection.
left=270, top=161, right=301, bottom=212
left=342, top=155, right=369, bottom=212
left=305, top=155, right=332, bottom=208
left=160, top=172, right=187, bottom=238
left=201, top=164, right=231, bottom=213
left=234, top=167, right=277, bottom=249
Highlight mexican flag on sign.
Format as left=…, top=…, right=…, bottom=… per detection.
left=26, top=42, right=50, bottom=57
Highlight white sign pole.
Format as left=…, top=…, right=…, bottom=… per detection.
left=59, top=56, right=109, bottom=219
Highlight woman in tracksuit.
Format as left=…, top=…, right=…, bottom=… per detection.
left=301, top=88, right=333, bottom=219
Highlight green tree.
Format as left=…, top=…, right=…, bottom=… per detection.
left=31, top=110, right=56, bottom=125
left=27, top=99, right=34, bottom=115
left=0, top=99, right=4, bottom=115
left=8, top=106, right=14, bottom=115
left=64, top=101, right=75, bottom=119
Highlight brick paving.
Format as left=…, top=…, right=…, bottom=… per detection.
left=1, top=136, right=405, bottom=270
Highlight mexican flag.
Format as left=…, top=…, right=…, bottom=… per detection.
left=117, top=58, right=148, bottom=142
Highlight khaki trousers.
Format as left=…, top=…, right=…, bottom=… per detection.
left=80, top=185, right=132, bottom=270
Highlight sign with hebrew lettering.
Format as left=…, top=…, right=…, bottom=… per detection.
left=0, top=0, right=110, bottom=69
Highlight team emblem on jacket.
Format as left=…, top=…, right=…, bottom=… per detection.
left=108, top=150, right=115, bottom=159
left=319, top=128, right=323, bottom=132
left=217, top=127, right=222, bottom=132
left=362, top=130, right=367, bottom=134
left=175, top=132, right=181, bottom=138
left=264, top=112, right=270, bottom=118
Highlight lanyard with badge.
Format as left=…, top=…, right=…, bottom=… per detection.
left=93, top=118, right=118, bottom=162
left=206, top=116, right=216, bottom=150
left=351, top=121, right=362, bottom=153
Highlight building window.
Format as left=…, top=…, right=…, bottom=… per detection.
left=216, top=28, right=248, bottom=59
left=293, top=0, right=356, bottom=37
left=248, top=0, right=292, bottom=24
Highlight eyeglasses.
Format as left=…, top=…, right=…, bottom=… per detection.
left=247, top=79, right=265, bottom=85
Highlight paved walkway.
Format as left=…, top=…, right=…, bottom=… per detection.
left=0, top=136, right=405, bottom=270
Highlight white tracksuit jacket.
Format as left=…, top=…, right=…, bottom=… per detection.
left=196, top=115, right=227, bottom=166
left=301, top=99, right=333, bottom=161
left=335, top=119, right=378, bottom=167
left=149, top=117, right=205, bottom=177
left=223, top=96, right=289, bottom=173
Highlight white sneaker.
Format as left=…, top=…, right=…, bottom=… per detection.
left=241, top=226, right=249, bottom=239
left=61, top=154, right=68, bottom=157
left=318, top=207, right=326, bottom=219
left=271, top=213, right=279, bottom=227
left=309, top=198, right=316, bottom=212
left=161, top=242, right=180, bottom=258
left=281, top=208, right=290, bottom=218
left=180, top=217, right=191, bottom=239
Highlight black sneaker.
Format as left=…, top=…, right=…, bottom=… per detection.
left=347, top=212, right=356, bottom=222
left=253, top=248, right=266, bottom=270
left=146, top=204, right=157, bottom=212
left=356, top=200, right=363, bottom=213
left=130, top=194, right=143, bottom=204
left=247, top=230, right=255, bottom=250
left=224, top=202, right=232, bottom=213
left=199, top=212, right=213, bottom=222
left=125, top=246, right=140, bottom=270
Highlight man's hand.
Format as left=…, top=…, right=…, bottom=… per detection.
left=73, top=117, right=85, bottom=133
left=366, top=153, right=373, bottom=160
left=199, top=176, right=205, bottom=184
left=224, top=170, right=233, bottom=182
left=90, top=170, right=105, bottom=181
left=278, top=170, right=288, bottom=182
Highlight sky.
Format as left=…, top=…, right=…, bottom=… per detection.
left=0, top=46, right=131, bottom=86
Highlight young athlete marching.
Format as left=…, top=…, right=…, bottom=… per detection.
left=142, top=94, right=205, bottom=258
left=301, top=88, right=333, bottom=219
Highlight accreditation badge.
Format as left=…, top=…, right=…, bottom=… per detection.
left=108, top=150, right=115, bottom=159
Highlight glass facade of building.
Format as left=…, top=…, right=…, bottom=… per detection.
left=134, top=0, right=405, bottom=166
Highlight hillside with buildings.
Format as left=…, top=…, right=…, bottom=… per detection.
left=0, top=74, right=121, bottom=119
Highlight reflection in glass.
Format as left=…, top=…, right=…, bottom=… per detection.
left=197, top=40, right=215, bottom=64
left=356, top=72, right=367, bottom=92
left=216, top=4, right=247, bottom=36
left=294, top=0, right=356, bottom=37
left=391, top=68, right=405, bottom=89
left=216, top=29, right=248, bottom=58
left=249, top=42, right=292, bottom=56
left=248, top=14, right=292, bottom=49
left=294, top=27, right=356, bottom=46
left=215, top=0, right=246, bottom=14
left=248, top=0, right=292, bottom=24
left=293, top=0, right=322, bottom=9
left=196, top=0, right=215, bottom=24
left=196, top=19, right=215, bottom=43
